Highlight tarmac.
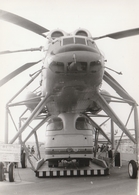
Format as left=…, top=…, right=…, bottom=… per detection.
left=0, top=161, right=138, bottom=195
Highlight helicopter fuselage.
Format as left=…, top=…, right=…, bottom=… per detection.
left=42, top=34, right=105, bottom=114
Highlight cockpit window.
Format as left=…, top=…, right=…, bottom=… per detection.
left=87, top=40, right=95, bottom=47
left=67, top=62, right=87, bottom=73
left=46, top=117, right=63, bottom=131
left=75, top=37, right=86, bottom=45
left=90, top=61, right=101, bottom=73
left=63, top=37, right=86, bottom=45
left=76, top=117, right=93, bottom=130
left=63, top=37, right=74, bottom=45
left=87, top=40, right=99, bottom=52
left=49, top=61, right=64, bottom=73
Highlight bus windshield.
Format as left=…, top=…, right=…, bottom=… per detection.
left=76, top=117, right=93, bottom=130
left=46, top=117, right=63, bottom=131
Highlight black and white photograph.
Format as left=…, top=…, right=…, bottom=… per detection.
left=0, top=0, right=139, bottom=194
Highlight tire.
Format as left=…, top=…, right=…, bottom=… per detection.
left=21, top=152, right=27, bottom=168
left=0, top=162, right=4, bottom=181
left=128, top=160, right=138, bottom=179
left=8, top=163, right=14, bottom=182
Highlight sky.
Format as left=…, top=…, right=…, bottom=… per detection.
left=0, top=0, right=139, bottom=142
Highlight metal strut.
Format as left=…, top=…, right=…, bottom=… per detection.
left=9, top=94, right=50, bottom=144
left=94, top=91, right=136, bottom=143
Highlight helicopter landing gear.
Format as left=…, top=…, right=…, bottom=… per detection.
left=8, top=163, right=15, bottom=182
left=21, top=152, right=27, bottom=168
left=0, top=162, right=5, bottom=181
left=128, top=160, right=138, bottom=179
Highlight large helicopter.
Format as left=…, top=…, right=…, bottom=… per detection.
left=0, top=10, right=139, bottom=178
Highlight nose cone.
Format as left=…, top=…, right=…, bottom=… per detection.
left=68, top=61, right=87, bottom=72
left=42, top=38, right=105, bottom=114
left=44, top=49, right=104, bottom=95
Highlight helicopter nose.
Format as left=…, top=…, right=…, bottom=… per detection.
left=68, top=61, right=87, bottom=72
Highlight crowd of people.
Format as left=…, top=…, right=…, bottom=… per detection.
left=95, top=143, right=113, bottom=158
left=96, top=143, right=110, bottom=152
left=27, top=145, right=35, bottom=154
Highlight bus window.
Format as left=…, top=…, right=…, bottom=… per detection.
left=76, top=117, right=92, bottom=130
left=46, top=117, right=63, bottom=131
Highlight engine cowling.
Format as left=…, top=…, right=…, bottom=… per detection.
left=48, top=29, right=68, bottom=39
left=73, top=28, right=92, bottom=38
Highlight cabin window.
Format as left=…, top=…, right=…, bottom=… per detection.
left=63, top=37, right=74, bottom=45
left=49, top=61, right=64, bottom=73
left=46, top=117, right=63, bottom=131
left=87, top=40, right=95, bottom=47
left=63, top=37, right=86, bottom=45
left=76, top=117, right=92, bottom=130
left=47, top=40, right=61, bottom=53
left=75, top=37, right=86, bottom=45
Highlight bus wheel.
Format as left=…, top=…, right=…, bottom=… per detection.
left=128, top=160, right=138, bottom=179
left=8, top=163, right=15, bottom=182
left=21, top=152, right=27, bottom=168
left=0, top=162, right=4, bottom=181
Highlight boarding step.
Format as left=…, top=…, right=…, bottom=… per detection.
left=35, top=158, right=109, bottom=178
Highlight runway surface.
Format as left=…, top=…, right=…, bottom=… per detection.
left=0, top=161, right=138, bottom=195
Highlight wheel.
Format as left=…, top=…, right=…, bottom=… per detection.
left=21, top=152, right=27, bottom=168
left=8, top=163, right=15, bottom=182
left=0, top=162, right=4, bottom=181
left=128, top=160, right=138, bottom=179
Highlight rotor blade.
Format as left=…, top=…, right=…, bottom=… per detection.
left=0, top=46, right=43, bottom=55
left=0, top=10, right=49, bottom=37
left=0, top=60, right=42, bottom=87
left=93, top=28, right=139, bottom=40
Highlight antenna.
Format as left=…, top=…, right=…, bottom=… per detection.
left=104, top=66, right=122, bottom=75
